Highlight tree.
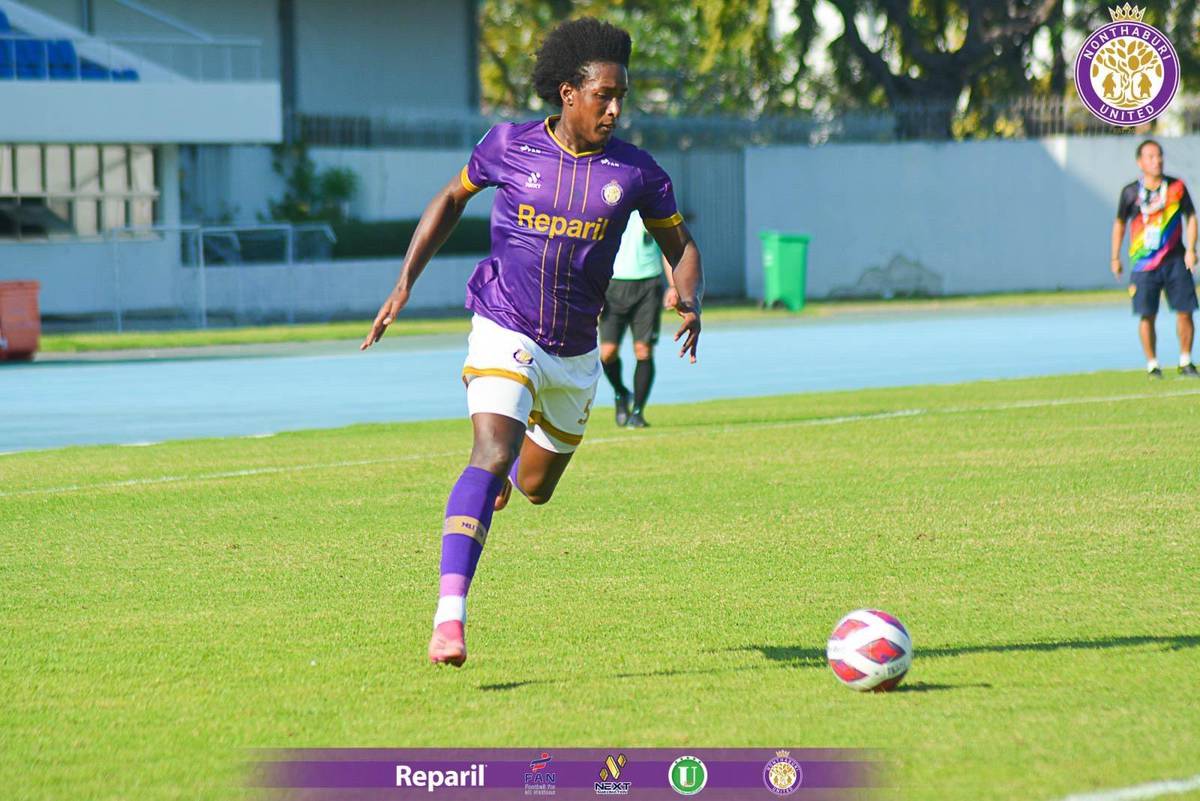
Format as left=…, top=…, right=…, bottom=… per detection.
left=811, top=0, right=1060, bottom=137
left=478, top=0, right=804, bottom=116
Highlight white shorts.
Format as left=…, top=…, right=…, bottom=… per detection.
left=462, top=314, right=601, bottom=453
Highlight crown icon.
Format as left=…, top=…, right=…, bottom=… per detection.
left=775, top=750, right=790, bottom=759
left=1109, top=4, right=1146, bottom=22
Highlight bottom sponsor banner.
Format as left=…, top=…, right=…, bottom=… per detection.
left=248, top=748, right=885, bottom=800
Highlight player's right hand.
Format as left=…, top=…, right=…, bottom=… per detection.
left=1110, top=257, right=1123, bottom=278
left=360, top=286, right=410, bottom=350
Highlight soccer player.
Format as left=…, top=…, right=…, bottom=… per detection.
left=360, top=18, right=704, bottom=667
left=600, top=210, right=676, bottom=427
left=1111, top=139, right=1199, bottom=378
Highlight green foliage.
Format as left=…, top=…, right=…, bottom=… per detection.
left=265, top=144, right=360, bottom=224
left=479, top=0, right=800, bottom=115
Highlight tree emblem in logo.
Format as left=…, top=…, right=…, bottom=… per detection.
left=1073, top=5, right=1179, bottom=125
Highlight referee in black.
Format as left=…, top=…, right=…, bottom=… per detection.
left=600, top=210, right=676, bottom=427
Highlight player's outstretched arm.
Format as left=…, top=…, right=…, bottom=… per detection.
left=650, top=222, right=703, bottom=363
left=360, top=176, right=477, bottom=350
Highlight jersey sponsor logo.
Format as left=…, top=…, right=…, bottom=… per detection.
left=520, top=144, right=545, bottom=155
left=526, top=171, right=543, bottom=189
left=601, top=180, right=623, bottom=206
left=516, top=203, right=611, bottom=241
left=600, top=158, right=621, bottom=167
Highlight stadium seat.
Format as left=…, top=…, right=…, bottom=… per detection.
left=0, top=39, right=13, bottom=80
left=0, top=9, right=10, bottom=32
left=15, top=38, right=47, bottom=79
left=47, top=40, right=79, bottom=79
left=112, top=67, right=138, bottom=81
left=79, top=57, right=110, bottom=81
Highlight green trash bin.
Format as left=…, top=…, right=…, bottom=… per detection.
left=759, top=231, right=810, bottom=311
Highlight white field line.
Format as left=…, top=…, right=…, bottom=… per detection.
left=4, top=388, right=1200, bottom=500
left=1057, top=773, right=1200, bottom=801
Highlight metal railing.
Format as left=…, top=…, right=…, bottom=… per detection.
left=295, top=95, right=1200, bottom=150
left=0, top=32, right=262, bottom=82
left=104, top=223, right=336, bottom=332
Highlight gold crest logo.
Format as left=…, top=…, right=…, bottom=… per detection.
left=601, top=180, right=623, bottom=206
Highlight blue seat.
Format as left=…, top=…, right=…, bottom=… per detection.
left=112, top=67, right=138, bottom=81
left=0, top=9, right=11, bottom=32
left=15, top=38, right=47, bottom=79
left=0, top=40, right=13, bottom=80
left=80, top=57, right=109, bottom=81
left=47, top=39, right=78, bottom=79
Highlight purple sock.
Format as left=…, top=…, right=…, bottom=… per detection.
left=436, top=465, right=506, bottom=626
left=508, top=456, right=527, bottom=497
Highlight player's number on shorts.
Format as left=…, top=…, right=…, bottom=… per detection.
left=578, top=400, right=592, bottom=425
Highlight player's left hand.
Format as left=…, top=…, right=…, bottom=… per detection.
left=673, top=302, right=701, bottom=364
left=1186, top=249, right=1197, bottom=272
left=663, top=287, right=679, bottom=309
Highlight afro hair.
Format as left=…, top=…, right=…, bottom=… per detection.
left=532, top=17, right=631, bottom=107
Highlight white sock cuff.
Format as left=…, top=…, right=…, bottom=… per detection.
left=434, top=595, right=467, bottom=626
left=1181, top=353, right=1192, bottom=367
left=1148, top=359, right=1160, bottom=371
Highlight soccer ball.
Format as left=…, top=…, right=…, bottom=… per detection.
left=826, top=609, right=912, bottom=692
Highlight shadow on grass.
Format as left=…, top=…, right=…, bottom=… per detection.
left=736, top=633, right=1200, bottom=667
left=477, top=635, right=1197, bottom=692
left=893, top=681, right=991, bottom=693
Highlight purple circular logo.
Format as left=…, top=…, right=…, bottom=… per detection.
left=763, top=753, right=802, bottom=796
left=1074, top=19, right=1179, bottom=125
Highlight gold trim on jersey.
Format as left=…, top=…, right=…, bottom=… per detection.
left=643, top=211, right=684, bottom=229
left=544, top=116, right=603, bottom=158
left=460, top=166, right=482, bottom=194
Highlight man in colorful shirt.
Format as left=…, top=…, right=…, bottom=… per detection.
left=1112, top=139, right=1199, bottom=378
left=360, top=18, right=704, bottom=666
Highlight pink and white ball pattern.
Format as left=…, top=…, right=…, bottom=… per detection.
left=826, top=609, right=912, bottom=692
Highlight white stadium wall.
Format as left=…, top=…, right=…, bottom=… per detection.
left=294, top=0, right=475, bottom=115
left=744, top=135, right=1200, bottom=299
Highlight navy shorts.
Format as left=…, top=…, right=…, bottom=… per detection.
left=1130, top=257, right=1198, bottom=316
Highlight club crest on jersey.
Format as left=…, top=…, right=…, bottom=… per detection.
left=601, top=180, right=623, bottom=206
left=513, top=349, right=534, bottom=366
left=525, top=171, right=543, bottom=189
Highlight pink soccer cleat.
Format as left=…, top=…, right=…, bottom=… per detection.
left=428, top=620, right=467, bottom=667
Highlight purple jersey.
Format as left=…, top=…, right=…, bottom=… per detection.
left=460, top=117, right=682, bottom=356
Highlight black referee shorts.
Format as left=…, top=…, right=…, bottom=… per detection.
left=600, top=277, right=662, bottom=346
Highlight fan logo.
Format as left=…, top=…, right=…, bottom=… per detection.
left=594, top=753, right=631, bottom=796
left=668, top=756, right=707, bottom=796
left=763, top=751, right=802, bottom=796
left=1073, top=4, right=1179, bottom=125
left=524, top=752, right=556, bottom=796
left=513, top=349, right=534, bottom=366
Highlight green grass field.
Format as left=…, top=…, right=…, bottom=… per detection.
left=2, top=371, right=1198, bottom=800
left=38, top=288, right=1127, bottom=353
